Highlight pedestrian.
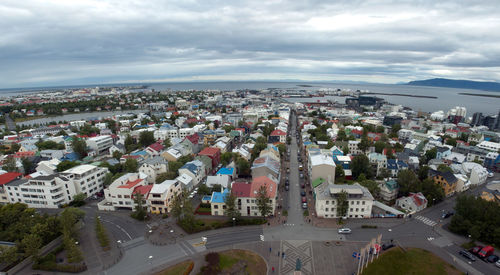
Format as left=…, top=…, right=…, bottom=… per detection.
left=272, top=266, right=275, bottom=272
left=278, top=251, right=280, bottom=257
left=269, top=247, right=272, bottom=253
left=282, top=252, right=285, bottom=259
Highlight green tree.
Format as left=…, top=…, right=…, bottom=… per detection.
left=236, top=158, right=250, bottom=177
left=70, top=193, right=86, bottom=207
left=375, top=125, right=385, bottom=133
left=446, top=138, right=457, bottom=147
left=425, top=147, right=437, bottom=162
left=224, top=190, right=241, bottom=221
left=437, top=164, right=453, bottom=173
left=277, top=143, right=286, bottom=156
left=336, top=190, right=349, bottom=221
left=421, top=178, right=444, bottom=206
left=59, top=207, right=85, bottom=237
left=2, top=156, right=17, bottom=172
left=221, top=152, right=234, bottom=166
left=163, top=138, right=172, bottom=148
left=155, top=172, right=170, bottom=184
left=418, top=166, right=430, bottom=181
left=71, top=138, right=87, bottom=158
left=0, top=246, right=20, bottom=265
left=336, top=129, right=347, bottom=141
left=325, top=140, right=334, bottom=149
left=56, top=160, right=80, bottom=172
left=63, top=234, right=83, bottom=263
left=21, top=233, right=42, bottom=260
left=256, top=185, right=272, bottom=217
left=374, top=141, right=386, bottom=153
left=131, top=193, right=147, bottom=221
left=103, top=173, right=113, bottom=187
left=351, top=155, right=372, bottom=179
left=124, top=158, right=138, bottom=172
left=112, top=150, right=123, bottom=160
left=359, top=180, right=380, bottom=199
left=396, top=170, right=420, bottom=196
left=124, top=134, right=136, bottom=152
left=335, top=165, right=345, bottom=182
left=139, top=131, right=155, bottom=147
left=95, top=216, right=110, bottom=249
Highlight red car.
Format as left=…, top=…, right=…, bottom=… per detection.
left=470, top=246, right=483, bottom=255
left=301, top=197, right=307, bottom=203
left=478, top=246, right=494, bottom=259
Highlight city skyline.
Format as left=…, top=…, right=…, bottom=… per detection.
left=1, top=0, right=500, bottom=88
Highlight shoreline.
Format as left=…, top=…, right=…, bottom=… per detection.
left=363, top=92, right=437, bottom=99
left=459, top=92, right=500, bottom=99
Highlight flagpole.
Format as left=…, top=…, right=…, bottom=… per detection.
left=357, top=248, right=364, bottom=274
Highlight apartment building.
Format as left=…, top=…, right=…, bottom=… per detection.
left=87, top=135, right=113, bottom=155
left=99, top=173, right=149, bottom=210
left=147, top=180, right=182, bottom=214
left=59, top=164, right=109, bottom=198
left=315, top=183, right=374, bottom=219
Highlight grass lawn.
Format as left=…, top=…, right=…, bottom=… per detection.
left=155, top=260, right=193, bottom=275
left=218, top=249, right=267, bottom=274
left=362, top=247, right=462, bottom=275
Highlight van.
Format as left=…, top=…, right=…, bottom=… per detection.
left=478, top=246, right=495, bottom=259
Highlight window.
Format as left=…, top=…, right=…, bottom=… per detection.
left=325, top=208, right=328, bottom=212
left=326, top=201, right=329, bottom=205
left=214, top=205, right=219, bottom=209
left=350, top=208, right=353, bottom=212
left=357, top=201, right=360, bottom=205
left=356, top=208, right=359, bottom=212
left=362, top=201, right=365, bottom=205
left=361, top=208, right=364, bottom=212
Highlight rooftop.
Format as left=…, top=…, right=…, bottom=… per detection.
left=0, top=172, right=23, bottom=186
left=61, top=164, right=97, bottom=175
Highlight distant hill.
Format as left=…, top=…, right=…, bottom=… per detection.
left=406, top=78, right=500, bottom=92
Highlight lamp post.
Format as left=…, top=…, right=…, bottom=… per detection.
left=232, top=217, right=236, bottom=227
left=148, top=255, right=153, bottom=265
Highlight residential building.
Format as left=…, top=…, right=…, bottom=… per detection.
left=251, top=155, right=280, bottom=180
left=59, top=164, right=109, bottom=198
left=314, top=183, right=374, bottom=219
left=87, top=135, right=113, bottom=155
left=99, top=173, right=149, bottom=211
left=147, top=180, right=182, bottom=214
left=379, top=180, right=399, bottom=202
left=231, top=176, right=278, bottom=217
left=198, top=147, right=221, bottom=173
left=308, top=154, right=336, bottom=184
left=36, top=159, right=61, bottom=175
left=396, top=192, right=428, bottom=213
left=368, top=153, right=387, bottom=177
left=430, top=170, right=458, bottom=197
left=146, top=142, right=165, bottom=157
left=138, top=156, right=168, bottom=184
left=269, top=129, right=287, bottom=144
left=178, top=159, right=206, bottom=186
left=210, top=188, right=229, bottom=216
left=206, top=174, right=231, bottom=188
left=348, top=140, right=362, bottom=155
left=0, top=172, right=23, bottom=205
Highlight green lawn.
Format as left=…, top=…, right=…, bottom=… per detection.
left=218, top=250, right=267, bottom=275
left=155, top=260, right=193, bottom=275
left=362, top=248, right=462, bottom=275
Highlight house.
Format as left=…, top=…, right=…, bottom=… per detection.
left=147, top=179, right=182, bottom=214
left=251, top=155, right=280, bottom=180
left=198, top=147, right=221, bottom=174
left=146, top=142, right=165, bottom=157
left=308, top=154, right=336, bottom=184
left=230, top=176, right=278, bottom=217
left=210, top=188, right=230, bottom=216
left=36, top=159, right=61, bottom=175
left=379, top=180, right=399, bottom=202
left=368, top=153, right=387, bottom=177
left=39, top=149, right=65, bottom=160
left=396, top=192, right=428, bottom=213
left=333, top=155, right=352, bottom=180
left=109, top=143, right=126, bottom=156
left=461, top=162, right=488, bottom=186
left=195, top=155, right=213, bottom=177
left=178, top=160, right=206, bottom=186
left=435, top=146, right=452, bottom=160
left=99, top=173, right=149, bottom=211
left=138, top=156, right=168, bottom=184
left=216, top=167, right=236, bottom=180
left=430, top=170, right=458, bottom=197
left=162, top=141, right=192, bottom=161
left=185, top=133, right=201, bottom=154
left=314, top=183, right=374, bottom=219
left=206, top=174, right=231, bottom=189
left=348, top=140, right=362, bottom=155
left=176, top=173, right=194, bottom=191
left=268, top=129, right=287, bottom=144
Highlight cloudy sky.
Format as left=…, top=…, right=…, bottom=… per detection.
left=1, top=0, right=500, bottom=88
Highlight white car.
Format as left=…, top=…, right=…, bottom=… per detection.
left=338, top=228, right=352, bottom=234
left=496, top=259, right=500, bottom=268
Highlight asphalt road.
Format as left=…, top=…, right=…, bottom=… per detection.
left=204, top=227, right=263, bottom=249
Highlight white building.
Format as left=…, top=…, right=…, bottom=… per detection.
left=348, top=140, right=362, bottom=155
left=147, top=180, right=182, bottom=214
left=87, top=135, right=113, bottom=155
left=477, top=141, right=500, bottom=152
left=99, top=173, right=149, bottom=210
left=36, top=159, right=61, bottom=175
left=314, top=183, right=374, bottom=219
left=308, top=154, right=336, bottom=184
left=396, top=192, right=427, bottom=213
left=139, top=156, right=168, bottom=184
left=59, top=164, right=109, bottom=198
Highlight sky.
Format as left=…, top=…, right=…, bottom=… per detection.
left=1, top=0, right=500, bottom=88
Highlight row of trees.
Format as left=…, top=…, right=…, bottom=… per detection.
left=396, top=169, right=444, bottom=206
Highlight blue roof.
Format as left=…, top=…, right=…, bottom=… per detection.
left=397, top=160, right=408, bottom=168
left=202, top=195, right=212, bottom=201
left=61, top=152, right=79, bottom=161
left=217, top=167, right=234, bottom=175
left=387, top=159, right=398, bottom=170
left=181, top=163, right=198, bottom=174
left=211, top=189, right=229, bottom=203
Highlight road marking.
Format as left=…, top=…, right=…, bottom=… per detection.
left=101, top=218, right=133, bottom=240
left=415, top=215, right=437, bottom=226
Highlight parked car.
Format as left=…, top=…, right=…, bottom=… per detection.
left=459, top=250, right=476, bottom=261
left=470, top=246, right=483, bottom=255
left=338, top=228, right=352, bottom=234
left=478, top=246, right=495, bottom=260
left=300, top=173, right=304, bottom=178
left=301, top=183, right=305, bottom=189
left=301, top=197, right=307, bottom=203
left=441, top=211, right=454, bottom=219
left=382, top=243, right=395, bottom=250
left=487, top=255, right=499, bottom=263
left=300, top=191, right=306, bottom=196
left=496, top=259, right=500, bottom=268
left=302, top=202, right=307, bottom=209
left=285, top=185, right=289, bottom=191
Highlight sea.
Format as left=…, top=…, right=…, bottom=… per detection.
left=1, top=81, right=499, bottom=116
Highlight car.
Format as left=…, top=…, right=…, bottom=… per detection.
left=441, top=211, right=454, bottom=219
left=487, top=255, right=499, bottom=263
left=300, top=173, right=304, bottom=178
left=459, top=250, right=476, bottom=261
left=470, top=246, right=483, bottom=255
left=300, top=191, right=306, bottom=196
left=301, top=197, right=307, bottom=203
left=285, top=185, right=289, bottom=191
left=338, top=228, right=352, bottom=234
left=285, top=179, right=289, bottom=185
left=302, top=202, right=308, bottom=209
left=496, top=259, right=500, bottom=268
left=382, top=243, right=395, bottom=250
left=301, top=184, right=305, bottom=189
left=488, top=172, right=494, bottom=178
left=478, top=246, right=495, bottom=259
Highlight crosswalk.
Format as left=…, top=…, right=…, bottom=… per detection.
left=283, top=223, right=295, bottom=226
left=415, top=215, right=437, bottom=226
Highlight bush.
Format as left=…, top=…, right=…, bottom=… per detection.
left=33, top=245, right=87, bottom=273
left=361, top=225, right=378, bottom=229
left=184, top=262, right=194, bottom=275
left=162, top=213, right=169, bottom=219
left=199, top=202, right=211, bottom=208
left=202, top=252, right=220, bottom=274
left=303, top=210, right=309, bottom=216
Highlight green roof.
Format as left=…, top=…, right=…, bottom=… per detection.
left=312, top=177, right=325, bottom=188
left=386, top=180, right=398, bottom=191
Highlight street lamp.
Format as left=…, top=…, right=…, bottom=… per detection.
left=148, top=255, right=153, bottom=265
left=232, top=217, right=236, bottom=227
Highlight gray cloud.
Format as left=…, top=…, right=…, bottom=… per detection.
left=1, top=0, right=500, bottom=88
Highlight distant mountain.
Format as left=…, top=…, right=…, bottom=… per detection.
left=406, top=78, right=500, bottom=92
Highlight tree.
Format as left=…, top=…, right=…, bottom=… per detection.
left=139, top=131, right=155, bottom=147
left=63, top=234, right=83, bottom=263
left=437, top=164, right=453, bottom=173
left=256, top=185, right=272, bottom=217
left=163, top=138, right=172, bottom=148
left=224, top=191, right=241, bottom=221
left=59, top=207, right=85, bottom=238
left=112, top=150, right=123, bottom=160
left=396, top=170, right=420, bottom=197
left=336, top=129, right=347, bottom=141
left=374, top=141, right=386, bottom=153
left=103, top=173, right=113, bottom=187
left=221, top=152, right=234, bottom=166
left=21, top=158, right=34, bottom=174
left=335, top=165, right=345, bottom=182
left=418, top=166, right=430, bottom=181
left=389, top=124, right=401, bottom=138
left=236, top=158, right=250, bottom=177
left=155, top=172, right=170, bottom=184
left=57, top=160, right=80, bottom=172
left=2, top=156, right=17, bottom=172
left=376, top=125, right=385, bottom=133
left=325, top=140, right=334, bottom=149
left=336, top=190, right=349, bottom=220
left=131, top=193, right=147, bottom=221
left=124, top=158, right=138, bottom=172
left=124, top=134, right=136, bottom=152
left=359, top=180, right=380, bottom=199
left=385, top=145, right=395, bottom=159
left=277, top=144, right=286, bottom=156
left=342, top=146, right=349, bottom=155
left=71, top=138, right=87, bottom=158
left=446, top=138, right=457, bottom=147
left=0, top=246, right=20, bottom=266
left=70, top=193, right=86, bottom=207
left=425, top=147, right=437, bottom=162
left=421, top=178, right=444, bottom=206
left=351, top=155, right=372, bottom=179
left=21, top=233, right=42, bottom=260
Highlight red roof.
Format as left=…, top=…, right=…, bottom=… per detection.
left=250, top=176, right=277, bottom=198
left=231, top=182, right=252, bottom=197
left=270, top=129, right=287, bottom=136
left=0, top=172, right=22, bottom=185
left=15, top=151, right=35, bottom=158
left=199, top=147, right=220, bottom=156
left=133, top=185, right=153, bottom=196
left=118, top=178, right=144, bottom=189
left=185, top=133, right=199, bottom=145
left=409, top=192, right=427, bottom=207
left=148, top=142, right=164, bottom=152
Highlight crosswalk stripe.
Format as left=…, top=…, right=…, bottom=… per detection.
left=415, top=215, right=437, bottom=226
